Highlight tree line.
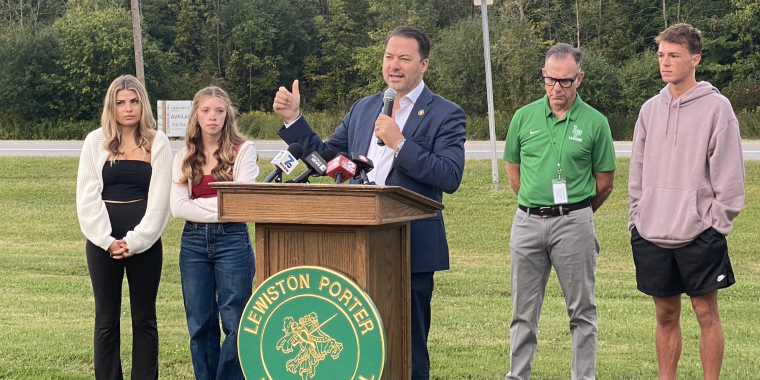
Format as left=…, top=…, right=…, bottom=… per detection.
left=1, top=0, right=758, bottom=138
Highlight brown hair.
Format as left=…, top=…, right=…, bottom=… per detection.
left=655, top=23, right=703, bottom=55
left=179, top=86, right=249, bottom=186
left=385, top=26, right=430, bottom=60
left=101, top=75, right=154, bottom=159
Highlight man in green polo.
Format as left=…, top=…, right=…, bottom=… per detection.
left=502, top=43, right=616, bottom=380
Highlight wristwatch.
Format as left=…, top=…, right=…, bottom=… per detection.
left=395, top=139, right=406, bottom=157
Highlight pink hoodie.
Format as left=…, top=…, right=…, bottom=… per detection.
left=628, top=81, right=745, bottom=248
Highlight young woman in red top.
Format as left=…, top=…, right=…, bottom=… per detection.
left=170, top=86, right=259, bottom=380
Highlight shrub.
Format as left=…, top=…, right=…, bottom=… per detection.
left=722, top=80, right=760, bottom=113
left=0, top=114, right=97, bottom=140
left=236, top=111, right=345, bottom=140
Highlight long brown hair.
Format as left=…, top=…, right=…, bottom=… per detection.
left=179, top=86, right=247, bottom=186
left=101, top=75, right=154, bottom=159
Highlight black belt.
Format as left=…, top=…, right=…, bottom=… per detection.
left=518, top=199, right=591, bottom=217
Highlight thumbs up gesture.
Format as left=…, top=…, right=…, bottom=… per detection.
left=273, top=79, right=301, bottom=123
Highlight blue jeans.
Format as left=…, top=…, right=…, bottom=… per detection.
left=180, top=222, right=255, bottom=380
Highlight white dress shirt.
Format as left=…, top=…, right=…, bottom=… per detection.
left=284, top=81, right=425, bottom=186
left=367, top=81, right=425, bottom=185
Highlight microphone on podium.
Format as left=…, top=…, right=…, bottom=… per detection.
left=262, top=143, right=304, bottom=183
left=376, top=88, right=397, bottom=147
left=326, top=152, right=357, bottom=184
left=351, top=152, right=375, bottom=185
left=290, top=149, right=337, bottom=183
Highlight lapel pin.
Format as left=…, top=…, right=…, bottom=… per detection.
left=418, top=110, right=424, bottom=116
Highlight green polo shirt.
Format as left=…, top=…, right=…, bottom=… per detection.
left=503, top=94, right=616, bottom=208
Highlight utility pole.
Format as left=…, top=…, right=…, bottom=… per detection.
left=475, top=0, right=499, bottom=190
left=131, top=0, right=145, bottom=85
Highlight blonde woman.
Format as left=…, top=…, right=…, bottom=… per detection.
left=76, top=75, right=172, bottom=379
left=170, top=86, right=259, bottom=380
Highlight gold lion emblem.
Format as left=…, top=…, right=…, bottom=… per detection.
left=276, top=312, right=344, bottom=379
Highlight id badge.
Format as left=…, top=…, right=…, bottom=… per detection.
left=552, top=179, right=568, bottom=204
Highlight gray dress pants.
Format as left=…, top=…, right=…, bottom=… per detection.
left=506, top=207, right=599, bottom=380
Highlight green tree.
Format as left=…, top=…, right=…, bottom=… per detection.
left=429, top=17, right=546, bottom=116
left=222, top=0, right=281, bottom=111
left=619, top=49, right=662, bottom=113
left=306, top=0, right=371, bottom=110
left=248, top=0, right=320, bottom=103
left=170, top=0, right=210, bottom=69
left=427, top=18, right=488, bottom=116
left=0, top=0, right=67, bottom=33
left=725, top=0, right=760, bottom=80
left=0, top=25, right=63, bottom=121
left=51, top=1, right=135, bottom=120
left=578, top=49, right=622, bottom=115
left=490, top=20, right=546, bottom=114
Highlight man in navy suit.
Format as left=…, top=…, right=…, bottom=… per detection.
left=272, top=26, right=466, bottom=380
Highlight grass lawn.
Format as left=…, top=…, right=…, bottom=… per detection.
left=0, top=157, right=758, bottom=379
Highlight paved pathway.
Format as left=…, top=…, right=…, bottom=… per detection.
left=1, top=140, right=759, bottom=160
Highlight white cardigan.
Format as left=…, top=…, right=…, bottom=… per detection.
left=76, top=128, right=173, bottom=254
left=170, top=141, right=259, bottom=223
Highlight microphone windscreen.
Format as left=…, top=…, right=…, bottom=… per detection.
left=287, top=143, right=304, bottom=160
left=383, top=88, right=397, bottom=101
left=320, top=149, right=338, bottom=163
left=351, top=152, right=374, bottom=171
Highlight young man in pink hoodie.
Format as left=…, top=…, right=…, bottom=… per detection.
left=628, top=23, right=745, bottom=380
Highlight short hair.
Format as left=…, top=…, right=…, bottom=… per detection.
left=385, top=26, right=430, bottom=60
left=101, top=75, right=155, bottom=159
left=545, top=43, right=583, bottom=71
left=655, top=23, right=703, bottom=55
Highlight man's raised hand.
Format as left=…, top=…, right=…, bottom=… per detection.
left=273, top=79, right=301, bottom=123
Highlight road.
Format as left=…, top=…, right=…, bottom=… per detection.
left=2, top=140, right=760, bottom=160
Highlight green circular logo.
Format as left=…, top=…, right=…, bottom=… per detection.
left=238, top=266, right=386, bottom=380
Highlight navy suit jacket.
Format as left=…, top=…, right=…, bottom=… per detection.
left=278, top=86, right=466, bottom=273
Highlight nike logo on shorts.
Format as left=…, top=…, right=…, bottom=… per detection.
left=717, top=274, right=726, bottom=282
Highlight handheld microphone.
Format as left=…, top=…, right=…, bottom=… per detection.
left=263, top=143, right=303, bottom=183
left=351, top=152, right=375, bottom=185
left=290, top=149, right=337, bottom=183
left=376, top=88, right=397, bottom=147
left=326, top=152, right=357, bottom=184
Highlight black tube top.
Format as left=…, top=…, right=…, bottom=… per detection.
left=101, top=160, right=152, bottom=201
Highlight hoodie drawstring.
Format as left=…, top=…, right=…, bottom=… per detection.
left=664, top=95, right=681, bottom=146
left=665, top=97, right=672, bottom=139
left=674, top=99, right=681, bottom=145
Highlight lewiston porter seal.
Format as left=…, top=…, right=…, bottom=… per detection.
left=238, top=266, right=386, bottom=380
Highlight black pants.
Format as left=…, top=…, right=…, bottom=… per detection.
left=411, top=271, right=435, bottom=380
left=86, top=200, right=162, bottom=380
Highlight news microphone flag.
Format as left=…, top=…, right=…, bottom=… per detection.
left=263, top=143, right=303, bottom=183
left=291, top=149, right=336, bottom=183
left=326, top=153, right=357, bottom=184
left=351, top=152, right=375, bottom=185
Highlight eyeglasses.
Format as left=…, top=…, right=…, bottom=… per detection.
left=542, top=73, right=579, bottom=88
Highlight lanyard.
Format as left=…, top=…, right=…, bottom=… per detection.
left=545, top=115, right=570, bottom=179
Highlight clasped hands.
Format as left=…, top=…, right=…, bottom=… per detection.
left=108, top=240, right=132, bottom=260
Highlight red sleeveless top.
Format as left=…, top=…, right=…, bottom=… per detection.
left=191, top=175, right=219, bottom=199
left=191, top=146, right=239, bottom=199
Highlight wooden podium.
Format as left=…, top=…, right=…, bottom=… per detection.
left=213, top=183, right=444, bottom=380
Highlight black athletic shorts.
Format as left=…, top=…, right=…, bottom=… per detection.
left=631, top=227, right=735, bottom=297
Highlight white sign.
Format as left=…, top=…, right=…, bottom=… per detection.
left=157, top=100, right=192, bottom=137
left=474, top=0, right=493, bottom=5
